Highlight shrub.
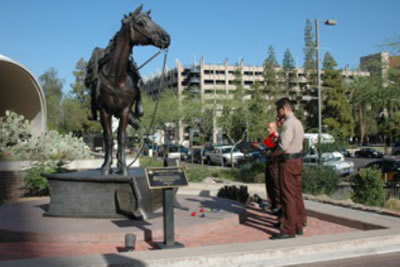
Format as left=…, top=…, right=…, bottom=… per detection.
left=184, top=165, right=214, bottom=182
left=351, top=168, right=385, bottom=207
left=0, top=111, right=31, bottom=157
left=0, top=111, right=92, bottom=161
left=24, top=161, right=68, bottom=196
left=239, top=162, right=265, bottom=183
left=302, top=165, right=340, bottom=196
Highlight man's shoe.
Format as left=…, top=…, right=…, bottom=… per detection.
left=271, top=208, right=282, bottom=216
left=273, top=222, right=281, bottom=229
left=270, top=233, right=295, bottom=240
left=296, top=229, right=304, bottom=236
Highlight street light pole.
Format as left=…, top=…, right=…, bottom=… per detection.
left=315, top=19, right=322, bottom=161
left=315, top=19, right=336, bottom=163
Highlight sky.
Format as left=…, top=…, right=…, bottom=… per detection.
left=1, top=0, right=399, bottom=93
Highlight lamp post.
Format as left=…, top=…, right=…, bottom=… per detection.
left=315, top=19, right=336, bottom=162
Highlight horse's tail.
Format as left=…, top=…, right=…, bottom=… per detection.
left=85, top=47, right=104, bottom=89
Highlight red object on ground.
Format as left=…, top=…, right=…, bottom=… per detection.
left=200, top=208, right=205, bottom=213
left=191, top=212, right=197, bottom=216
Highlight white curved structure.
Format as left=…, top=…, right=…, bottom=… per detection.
left=0, top=55, right=47, bottom=135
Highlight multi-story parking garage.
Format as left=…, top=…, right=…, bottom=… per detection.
left=143, top=58, right=369, bottom=144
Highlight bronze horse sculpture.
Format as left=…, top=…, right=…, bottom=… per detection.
left=85, top=5, right=170, bottom=176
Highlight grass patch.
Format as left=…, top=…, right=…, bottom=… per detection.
left=139, top=157, right=163, bottom=168
left=384, top=198, right=400, bottom=211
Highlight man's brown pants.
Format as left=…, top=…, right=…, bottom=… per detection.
left=279, top=158, right=306, bottom=235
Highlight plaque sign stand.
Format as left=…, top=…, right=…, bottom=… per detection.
left=145, top=167, right=188, bottom=249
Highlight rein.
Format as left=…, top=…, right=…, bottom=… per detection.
left=128, top=48, right=168, bottom=168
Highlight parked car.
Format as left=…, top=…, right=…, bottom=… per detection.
left=363, top=159, right=400, bottom=185
left=206, top=145, right=244, bottom=166
left=143, top=143, right=159, bottom=156
left=303, top=152, right=355, bottom=176
left=392, top=143, right=400, bottom=155
left=190, top=146, right=211, bottom=164
left=203, top=144, right=225, bottom=163
left=354, top=148, right=384, bottom=158
left=158, top=144, right=190, bottom=160
left=339, top=148, right=351, bottom=158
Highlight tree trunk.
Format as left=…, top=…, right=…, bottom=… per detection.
left=359, top=104, right=366, bottom=145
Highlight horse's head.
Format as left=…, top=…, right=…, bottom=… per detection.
left=123, top=5, right=170, bottom=49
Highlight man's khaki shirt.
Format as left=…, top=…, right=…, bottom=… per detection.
left=279, top=113, right=304, bottom=154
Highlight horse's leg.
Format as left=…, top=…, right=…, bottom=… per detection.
left=128, top=112, right=140, bottom=130
left=88, top=84, right=98, bottom=121
left=116, top=107, right=130, bottom=176
left=100, top=109, right=113, bottom=175
left=134, top=88, right=144, bottom=117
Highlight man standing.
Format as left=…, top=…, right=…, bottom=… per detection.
left=271, top=97, right=306, bottom=240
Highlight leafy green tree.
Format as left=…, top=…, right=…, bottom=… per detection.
left=281, top=48, right=297, bottom=94
left=265, top=45, right=279, bottom=67
left=263, top=45, right=280, bottom=99
left=282, top=48, right=296, bottom=71
left=381, top=35, right=400, bottom=54
left=302, top=19, right=318, bottom=131
left=321, top=52, right=354, bottom=141
left=218, top=68, right=247, bottom=143
left=381, top=64, right=400, bottom=143
left=60, top=59, right=101, bottom=135
left=71, top=58, right=90, bottom=102
left=349, top=75, right=381, bottom=144
left=303, top=19, right=316, bottom=73
left=247, top=81, right=274, bottom=141
left=39, top=68, right=64, bottom=130
left=181, top=96, right=214, bottom=146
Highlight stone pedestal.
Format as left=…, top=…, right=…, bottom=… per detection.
left=43, top=168, right=163, bottom=219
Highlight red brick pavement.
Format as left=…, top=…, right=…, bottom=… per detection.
left=0, top=203, right=359, bottom=261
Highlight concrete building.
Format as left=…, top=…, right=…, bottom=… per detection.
left=360, top=52, right=400, bottom=79
left=143, top=58, right=369, bottom=145
left=0, top=55, right=47, bottom=135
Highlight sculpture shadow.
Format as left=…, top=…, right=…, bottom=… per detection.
left=101, top=253, right=147, bottom=267
left=35, top=203, right=49, bottom=212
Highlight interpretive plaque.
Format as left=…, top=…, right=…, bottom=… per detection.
left=145, top=167, right=188, bottom=189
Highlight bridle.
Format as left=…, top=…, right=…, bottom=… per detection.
left=127, top=47, right=168, bottom=168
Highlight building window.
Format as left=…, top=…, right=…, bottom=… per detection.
left=205, top=80, right=214, bottom=85
left=244, top=71, right=253, bottom=76
left=204, top=70, right=214, bottom=74
left=216, top=70, right=225, bottom=75
left=216, top=80, right=225, bottom=85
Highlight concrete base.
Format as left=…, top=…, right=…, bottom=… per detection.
left=155, top=241, right=185, bottom=250
left=43, top=168, right=163, bottom=219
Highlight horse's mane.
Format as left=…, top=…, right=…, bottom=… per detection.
left=98, top=11, right=140, bottom=68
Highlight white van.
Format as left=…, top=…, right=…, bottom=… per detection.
left=303, top=133, right=335, bottom=155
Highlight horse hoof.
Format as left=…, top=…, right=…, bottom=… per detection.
left=102, top=168, right=111, bottom=175
left=135, top=104, right=144, bottom=118
left=128, top=118, right=140, bottom=130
